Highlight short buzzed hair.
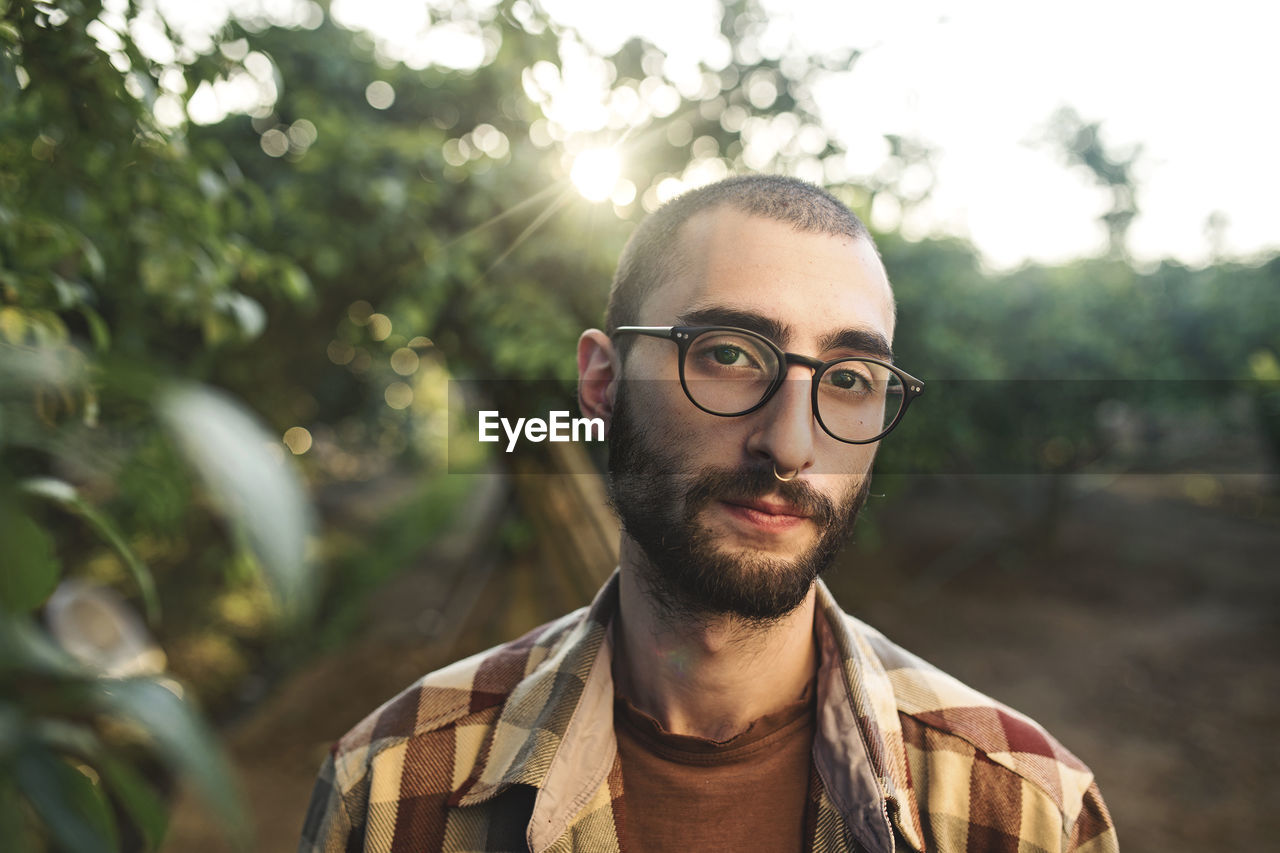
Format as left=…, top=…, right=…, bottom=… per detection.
left=604, top=175, right=873, bottom=335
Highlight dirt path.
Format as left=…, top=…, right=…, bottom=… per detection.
left=163, top=474, right=1279, bottom=852
left=833, top=475, right=1279, bottom=852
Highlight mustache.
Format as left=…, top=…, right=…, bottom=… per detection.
left=682, top=466, right=838, bottom=528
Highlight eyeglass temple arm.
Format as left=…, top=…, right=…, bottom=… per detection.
left=613, top=326, right=676, bottom=340
left=899, top=370, right=925, bottom=397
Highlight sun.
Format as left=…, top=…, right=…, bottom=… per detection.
left=570, top=148, right=621, bottom=203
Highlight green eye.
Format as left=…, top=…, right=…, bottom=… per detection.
left=829, top=369, right=868, bottom=390
left=713, top=345, right=742, bottom=365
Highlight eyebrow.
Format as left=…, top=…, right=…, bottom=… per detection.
left=819, top=328, right=895, bottom=362
left=678, top=306, right=789, bottom=345
left=676, top=305, right=895, bottom=362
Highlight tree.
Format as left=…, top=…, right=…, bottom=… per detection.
left=2, top=1, right=315, bottom=848
left=1040, top=105, right=1142, bottom=260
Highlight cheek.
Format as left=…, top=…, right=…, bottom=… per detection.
left=622, top=374, right=682, bottom=431
left=623, top=358, right=705, bottom=433
left=621, top=350, right=684, bottom=410
left=808, top=473, right=856, bottom=502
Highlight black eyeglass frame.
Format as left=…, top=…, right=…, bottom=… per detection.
left=613, top=325, right=926, bottom=445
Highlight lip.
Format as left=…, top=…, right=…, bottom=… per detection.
left=719, top=496, right=810, bottom=532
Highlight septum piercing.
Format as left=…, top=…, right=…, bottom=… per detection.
left=772, top=465, right=798, bottom=482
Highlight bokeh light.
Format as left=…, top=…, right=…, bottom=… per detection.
left=610, top=179, right=637, bottom=206
left=259, top=128, right=289, bottom=157
left=367, top=313, right=392, bottom=341
left=570, top=148, right=621, bottom=202
left=282, top=426, right=313, bottom=455
left=365, top=80, right=395, bottom=109
left=326, top=340, right=355, bottom=365
left=384, top=381, right=413, bottom=410
left=390, top=347, right=419, bottom=376
left=347, top=300, right=373, bottom=325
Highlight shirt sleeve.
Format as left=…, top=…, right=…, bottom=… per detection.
left=298, top=751, right=363, bottom=853
left=1067, top=779, right=1119, bottom=852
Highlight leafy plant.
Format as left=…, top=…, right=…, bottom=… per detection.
left=2, top=1, right=317, bottom=848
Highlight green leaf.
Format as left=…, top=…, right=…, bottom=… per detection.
left=15, top=745, right=118, bottom=853
left=79, top=237, right=106, bottom=283
left=29, top=719, right=102, bottom=760
left=19, top=478, right=161, bottom=625
left=280, top=265, right=314, bottom=303
left=0, top=306, right=27, bottom=344
left=0, top=775, right=33, bottom=853
left=0, top=342, right=81, bottom=392
left=0, top=504, right=60, bottom=614
left=0, top=614, right=81, bottom=677
left=77, top=304, right=112, bottom=354
left=91, top=678, right=249, bottom=850
left=97, top=754, right=169, bottom=850
left=224, top=291, right=266, bottom=340
left=157, top=384, right=316, bottom=621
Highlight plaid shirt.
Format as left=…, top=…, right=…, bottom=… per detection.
left=299, top=574, right=1117, bottom=852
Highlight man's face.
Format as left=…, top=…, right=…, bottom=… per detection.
left=606, top=207, right=896, bottom=623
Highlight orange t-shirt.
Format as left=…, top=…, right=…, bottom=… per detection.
left=614, top=693, right=815, bottom=853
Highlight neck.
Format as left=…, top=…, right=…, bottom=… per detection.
left=613, top=538, right=818, bottom=742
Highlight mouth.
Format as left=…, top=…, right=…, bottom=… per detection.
left=719, top=495, right=811, bottom=532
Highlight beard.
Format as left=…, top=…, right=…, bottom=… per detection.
left=606, top=382, right=871, bottom=625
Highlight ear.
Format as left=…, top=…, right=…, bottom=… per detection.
left=577, top=329, right=619, bottom=431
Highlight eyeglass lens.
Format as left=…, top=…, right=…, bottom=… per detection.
left=682, top=330, right=905, bottom=442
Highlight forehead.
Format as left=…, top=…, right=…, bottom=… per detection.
left=640, top=207, right=896, bottom=348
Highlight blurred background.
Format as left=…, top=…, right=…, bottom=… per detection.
left=1, top=1, right=1276, bottom=851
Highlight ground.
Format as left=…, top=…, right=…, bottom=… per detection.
left=162, top=473, right=1279, bottom=853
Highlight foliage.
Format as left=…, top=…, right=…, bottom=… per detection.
left=2, top=1, right=316, bottom=849
left=879, top=240, right=1280, bottom=485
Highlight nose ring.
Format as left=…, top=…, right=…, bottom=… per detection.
left=772, top=465, right=798, bottom=482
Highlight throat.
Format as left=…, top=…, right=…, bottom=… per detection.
left=614, top=563, right=819, bottom=740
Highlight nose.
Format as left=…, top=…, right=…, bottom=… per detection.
left=745, top=365, right=818, bottom=477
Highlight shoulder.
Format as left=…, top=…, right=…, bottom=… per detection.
left=854, top=614, right=1093, bottom=787
left=844, top=613, right=1116, bottom=850
left=326, top=606, right=588, bottom=799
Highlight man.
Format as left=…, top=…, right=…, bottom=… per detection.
left=300, top=176, right=1118, bottom=852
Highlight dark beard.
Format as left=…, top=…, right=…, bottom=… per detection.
left=606, top=383, right=871, bottom=625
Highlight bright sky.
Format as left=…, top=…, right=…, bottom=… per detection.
left=173, top=0, right=1278, bottom=270
left=536, top=0, right=1280, bottom=269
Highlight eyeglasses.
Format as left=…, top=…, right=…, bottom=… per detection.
left=613, top=325, right=925, bottom=444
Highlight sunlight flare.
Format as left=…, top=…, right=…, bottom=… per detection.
left=570, top=148, right=622, bottom=202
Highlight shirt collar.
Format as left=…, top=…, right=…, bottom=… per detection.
left=453, top=575, right=619, bottom=850
left=453, top=572, right=925, bottom=853
left=812, top=579, right=925, bottom=852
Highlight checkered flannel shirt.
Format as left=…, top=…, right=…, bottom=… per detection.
left=299, top=574, right=1117, bottom=852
